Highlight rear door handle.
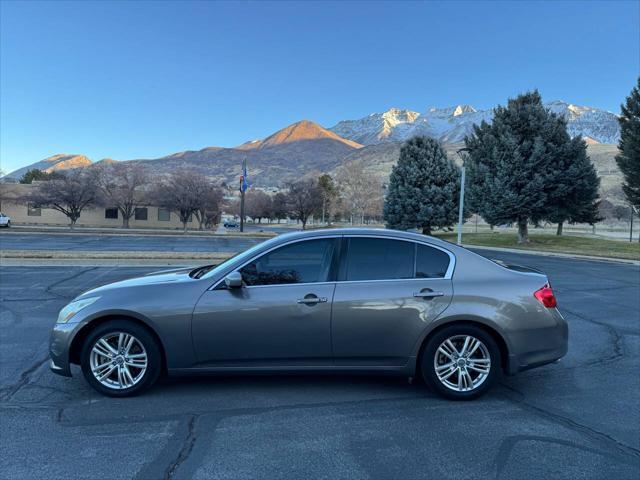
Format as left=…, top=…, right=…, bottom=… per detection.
left=297, top=296, right=328, bottom=305
left=413, top=291, right=444, bottom=299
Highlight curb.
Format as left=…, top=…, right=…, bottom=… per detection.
left=465, top=244, right=640, bottom=265
left=0, top=226, right=276, bottom=238
left=0, top=250, right=236, bottom=261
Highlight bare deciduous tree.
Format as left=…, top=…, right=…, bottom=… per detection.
left=285, top=179, right=322, bottom=230
left=96, top=162, right=149, bottom=228
left=153, top=169, right=223, bottom=232
left=271, top=192, right=289, bottom=223
left=335, top=160, right=383, bottom=225
left=26, top=168, right=99, bottom=229
left=194, top=185, right=224, bottom=230
left=152, top=169, right=205, bottom=232
left=245, top=190, right=272, bottom=223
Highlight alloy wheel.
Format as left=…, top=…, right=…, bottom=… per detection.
left=89, top=332, right=148, bottom=390
left=433, top=335, right=491, bottom=392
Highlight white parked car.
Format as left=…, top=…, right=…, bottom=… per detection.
left=0, top=212, right=11, bottom=227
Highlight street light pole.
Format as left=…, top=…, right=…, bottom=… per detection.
left=456, top=148, right=469, bottom=246
left=457, top=166, right=465, bottom=246
left=631, top=204, right=635, bottom=243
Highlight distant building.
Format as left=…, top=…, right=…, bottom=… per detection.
left=0, top=183, right=198, bottom=229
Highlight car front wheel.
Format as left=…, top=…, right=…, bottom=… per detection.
left=80, top=320, right=161, bottom=397
left=421, top=324, right=501, bottom=400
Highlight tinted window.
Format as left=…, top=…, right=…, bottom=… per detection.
left=134, top=208, right=148, bottom=220
left=416, top=244, right=450, bottom=278
left=27, top=203, right=41, bottom=216
left=105, top=208, right=118, bottom=219
left=157, top=208, right=170, bottom=221
left=345, top=238, right=414, bottom=281
left=240, top=239, right=337, bottom=286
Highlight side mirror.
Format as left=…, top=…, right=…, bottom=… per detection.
left=224, top=271, right=243, bottom=288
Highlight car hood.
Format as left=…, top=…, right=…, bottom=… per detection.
left=80, top=269, right=196, bottom=297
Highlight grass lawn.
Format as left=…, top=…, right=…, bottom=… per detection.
left=434, top=232, right=640, bottom=261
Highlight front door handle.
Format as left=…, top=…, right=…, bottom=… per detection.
left=413, top=291, right=444, bottom=299
left=297, top=295, right=328, bottom=305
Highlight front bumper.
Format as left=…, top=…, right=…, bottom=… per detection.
left=49, top=322, right=79, bottom=377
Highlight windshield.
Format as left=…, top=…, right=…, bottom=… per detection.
left=200, top=237, right=276, bottom=280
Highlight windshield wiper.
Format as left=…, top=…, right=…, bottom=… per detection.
left=189, top=265, right=215, bottom=279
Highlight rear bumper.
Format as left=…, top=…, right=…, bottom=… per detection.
left=506, top=308, right=569, bottom=375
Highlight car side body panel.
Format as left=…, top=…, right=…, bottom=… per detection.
left=191, top=283, right=336, bottom=367
left=331, top=278, right=453, bottom=366
left=49, top=228, right=568, bottom=383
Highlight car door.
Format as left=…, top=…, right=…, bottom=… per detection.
left=331, top=237, right=454, bottom=367
left=192, top=237, right=340, bottom=367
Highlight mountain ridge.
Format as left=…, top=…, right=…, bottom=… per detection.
left=4, top=102, right=621, bottom=191
left=330, top=101, right=620, bottom=145
left=4, top=154, right=92, bottom=181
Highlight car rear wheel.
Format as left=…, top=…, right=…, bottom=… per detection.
left=421, top=324, right=501, bottom=400
left=80, top=320, right=161, bottom=397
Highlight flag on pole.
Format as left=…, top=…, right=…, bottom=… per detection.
left=240, top=158, right=248, bottom=193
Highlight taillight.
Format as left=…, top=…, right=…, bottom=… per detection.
left=534, top=283, right=557, bottom=308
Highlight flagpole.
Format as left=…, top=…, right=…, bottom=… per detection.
left=240, top=158, right=246, bottom=233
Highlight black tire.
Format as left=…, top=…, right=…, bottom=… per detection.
left=80, top=319, right=162, bottom=397
left=421, top=324, right=501, bottom=400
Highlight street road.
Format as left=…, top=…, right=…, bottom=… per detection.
left=0, top=232, right=264, bottom=252
left=1, top=251, right=639, bottom=479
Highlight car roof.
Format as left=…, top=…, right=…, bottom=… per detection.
left=273, top=228, right=456, bottom=250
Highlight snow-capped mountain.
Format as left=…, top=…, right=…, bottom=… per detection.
left=545, top=101, right=620, bottom=144
left=330, top=101, right=620, bottom=145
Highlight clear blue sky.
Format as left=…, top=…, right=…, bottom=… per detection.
left=1, top=0, right=638, bottom=173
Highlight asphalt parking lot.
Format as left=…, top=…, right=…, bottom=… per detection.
left=1, top=251, right=639, bottom=479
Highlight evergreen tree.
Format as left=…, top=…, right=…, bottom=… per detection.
left=546, top=136, right=601, bottom=235
left=464, top=90, right=573, bottom=243
left=19, top=169, right=64, bottom=184
left=317, top=174, right=338, bottom=224
left=616, top=78, right=640, bottom=212
left=384, top=136, right=460, bottom=235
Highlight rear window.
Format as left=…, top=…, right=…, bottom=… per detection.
left=416, top=244, right=450, bottom=278
left=345, top=238, right=414, bottom=281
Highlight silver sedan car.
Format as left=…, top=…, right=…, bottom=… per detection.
left=49, top=228, right=568, bottom=400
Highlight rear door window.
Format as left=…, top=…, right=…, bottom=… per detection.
left=344, top=238, right=414, bottom=281
left=415, top=244, right=451, bottom=278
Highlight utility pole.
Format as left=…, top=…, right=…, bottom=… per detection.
left=239, top=158, right=247, bottom=233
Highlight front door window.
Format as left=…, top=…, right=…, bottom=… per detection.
left=240, top=238, right=338, bottom=286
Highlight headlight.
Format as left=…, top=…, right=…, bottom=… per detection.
left=57, top=297, right=100, bottom=323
